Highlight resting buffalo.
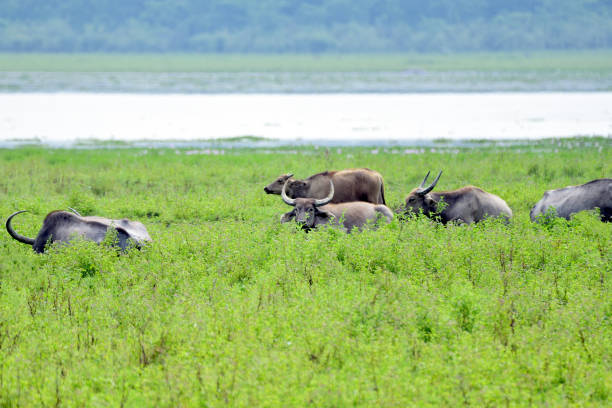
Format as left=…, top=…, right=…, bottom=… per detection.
left=264, top=168, right=385, bottom=204
left=402, top=171, right=512, bottom=224
left=280, top=181, right=393, bottom=232
left=6, top=210, right=151, bottom=253
left=530, top=178, right=612, bottom=222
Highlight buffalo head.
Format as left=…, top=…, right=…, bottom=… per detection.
left=403, top=170, right=443, bottom=217
left=264, top=173, right=294, bottom=194
left=281, top=180, right=334, bottom=229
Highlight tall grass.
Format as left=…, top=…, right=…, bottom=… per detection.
left=0, top=139, right=610, bottom=406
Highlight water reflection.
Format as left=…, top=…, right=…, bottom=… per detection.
left=0, top=92, right=610, bottom=146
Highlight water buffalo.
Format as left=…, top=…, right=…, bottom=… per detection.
left=6, top=210, right=152, bottom=253
left=530, top=178, right=612, bottom=222
left=280, top=181, right=393, bottom=232
left=402, top=171, right=512, bottom=224
left=264, top=168, right=385, bottom=204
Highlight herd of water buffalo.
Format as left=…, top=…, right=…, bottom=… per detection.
left=5, top=168, right=612, bottom=253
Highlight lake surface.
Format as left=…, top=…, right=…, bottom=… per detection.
left=1, top=92, right=611, bottom=146
left=1, top=71, right=610, bottom=93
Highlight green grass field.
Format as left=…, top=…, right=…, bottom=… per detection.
left=0, top=139, right=611, bottom=406
left=2, top=51, right=610, bottom=93
left=1, top=50, right=611, bottom=72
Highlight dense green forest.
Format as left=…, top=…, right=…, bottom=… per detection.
left=1, top=0, right=611, bottom=53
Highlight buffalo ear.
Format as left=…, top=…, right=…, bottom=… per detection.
left=115, top=227, right=134, bottom=250
left=314, top=208, right=333, bottom=225
left=280, top=210, right=295, bottom=223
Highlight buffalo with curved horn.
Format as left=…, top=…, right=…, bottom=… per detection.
left=6, top=210, right=151, bottom=253
left=280, top=180, right=393, bottom=232
left=264, top=168, right=386, bottom=204
left=402, top=171, right=512, bottom=224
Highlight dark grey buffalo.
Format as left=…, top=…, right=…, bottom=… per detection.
left=280, top=181, right=393, bottom=232
left=530, top=178, right=612, bottom=222
left=264, top=168, right=386, bottom=204
left=6, top=210, right=152, bottom=253
left=402, top=171, right=512, bottom=224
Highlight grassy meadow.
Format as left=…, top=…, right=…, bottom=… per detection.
left=0, top=138, right=611, bottom=406
left=1, top=50, right=611, bottom=72
left=2, top=51, right=610, bottom=93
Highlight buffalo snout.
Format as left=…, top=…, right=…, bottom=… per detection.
left=264, top=186, right=271, bottom=194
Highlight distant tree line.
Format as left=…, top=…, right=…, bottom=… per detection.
left=1, top=0, right=611, bottom=52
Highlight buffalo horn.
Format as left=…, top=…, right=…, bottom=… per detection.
left=281, top=181, right=296, bottom=206
left=6, top=210, right=35, bottom=245
left=419, top=171, right=431, bottom=188
left=68, top=207, right=81, bottom=216
left=417, top=170, right=443, bottom=196
left=314, top=180, right=334, bottom=207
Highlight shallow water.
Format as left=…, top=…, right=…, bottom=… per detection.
left=1, top=71, right=610, bottom=93
left=1, top=92, right=611, bottom=146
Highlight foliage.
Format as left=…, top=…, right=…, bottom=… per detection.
left=0, top=138, right=610, bottom=406
left=0, top=0, right=611, bottom=52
